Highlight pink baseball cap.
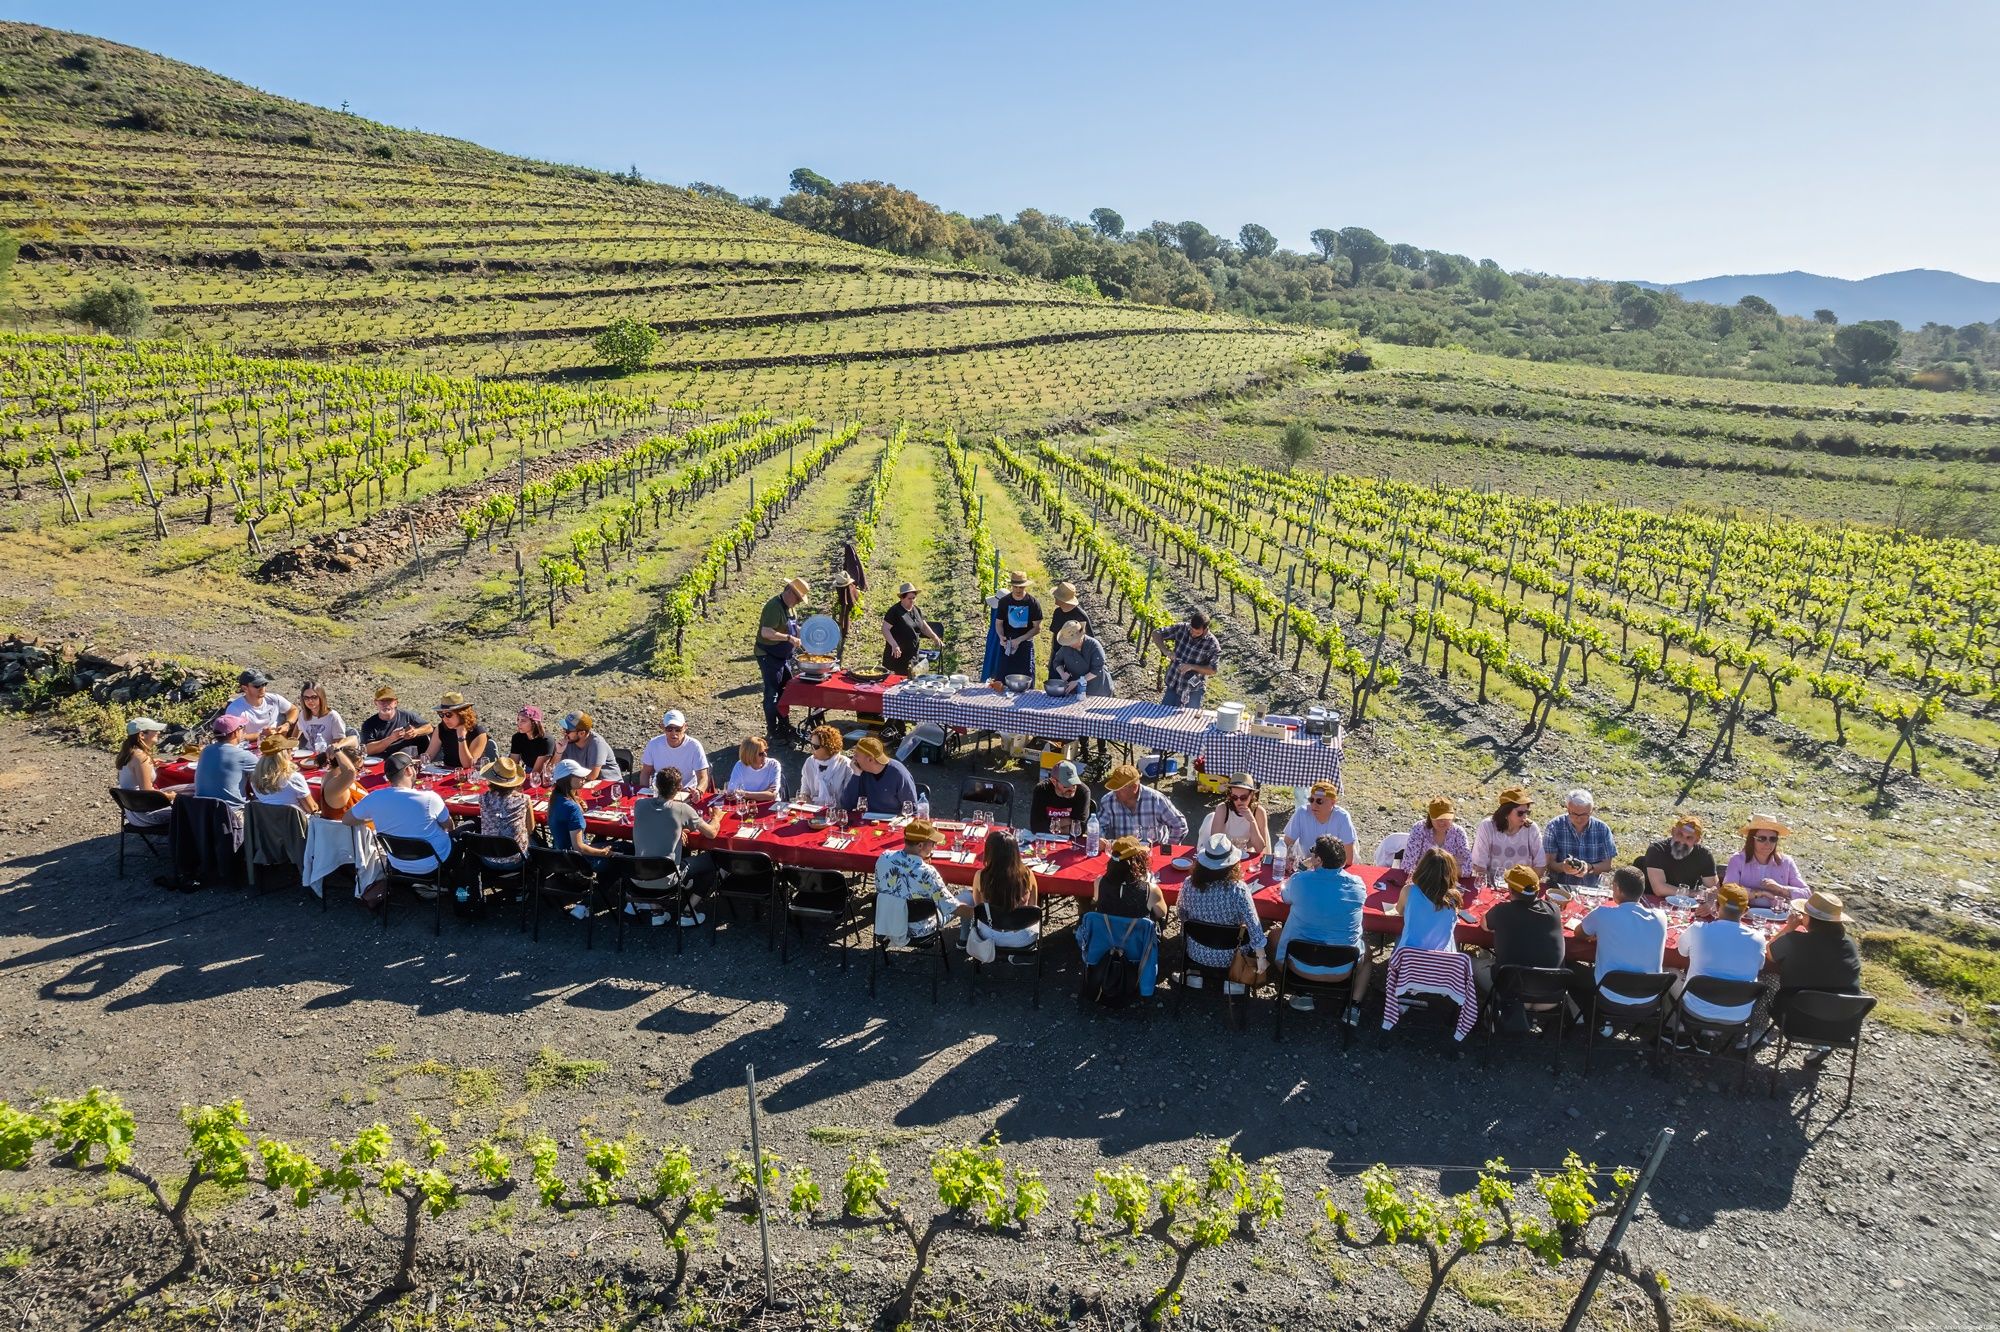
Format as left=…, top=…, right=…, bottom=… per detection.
left=212, top=714, right=245, bottom=736
left=518, top=705, right=543, bottom=722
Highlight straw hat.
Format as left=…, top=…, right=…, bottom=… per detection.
left=1227, top=773, right=1259, bottom=793
left=1056, top=620, right=1086, bottom=648
left=436, top=691, right=466, bottom=714
left=1103, top=762, right=1140, bottom=792
left=1194, top=832, right=1243, bottom=871
left=481, top=756, right=528, bottom=790
left=1802, top=890, right=1853, bottom=924
left=902, top=818, right=940, bottom=847
left=1504, top=865, right=1542, bottom=895
left=831, top=571, right=855, bottom=588
left=1496, top=786, right=1528, bottom=806
left=257, top=730, right=292, bottom=755
left=1052, top=581, right=1079, bottom=607
left=1741, top=813, right=1791, bottom=837
left=1007, top=571, right=1030, bottom=589
left=896, top=582, right=921, bottom=597
left=1427, top=797, right=1456, bottom=819
left=1109, top=835, right=1150, bottom=865
left=1717, top=882, right=1751, bottom=911
left=786, top=577, right=811, bottom=599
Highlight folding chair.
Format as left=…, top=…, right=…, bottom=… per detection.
left=1172, top=920, right=1257, bottom=1030
left=458, top=833, right=530, bottom=914
left=709, top=849, right=787, bottom=948
left=781, top=868, right=858, bottom=967
left=966, top=905, right=1044, bottom=1008
left=1272, top=943, right=1362, bottom=1046
left=1768, top=989, right=1876, bottom=1107
left=611, top=746, right=637, bottom=779
left=616, top=854, right=695, bottom=955
left=1582, top=970, right=1677, bottom=1074
left=525, top=845, right=605, bottom=947
left=956, top=776, right=1014, bottom=825
left=243, top=801, right=309, bottom=896
left=109, top=787, right=171, bottom=876
left=376, top=833, right=450, bottom=936
left=1669, top=976, right=1768, bottom=1091
left=1481, top=964, right=1574, bottom=1074
left=868, top=895, right=953, bottom=1003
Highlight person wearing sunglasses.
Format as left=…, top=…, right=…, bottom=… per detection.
left=1721, top=814, right=1809, bottom=907
left=1469, top=786, right=1540, bottom=891
left=358, top=685, right=432, bottom=759
left=1199, top=774, right=1270, bottom=860
left=1281, top=780, right=1357, bottom=868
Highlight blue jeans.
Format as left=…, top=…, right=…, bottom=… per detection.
left=1161, top=674, right=1207, bottom=710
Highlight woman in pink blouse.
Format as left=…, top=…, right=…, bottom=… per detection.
left=1721, top=813, right=1809, bottom=906
left=1470, top=787, right=1542, bottom=888
left=1403, top=797, right=1472, bottom=876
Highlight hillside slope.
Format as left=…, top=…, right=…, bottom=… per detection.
left=1648, top=268, right=2000, bottom=328
left=0, top=22, right=1333, bottom=427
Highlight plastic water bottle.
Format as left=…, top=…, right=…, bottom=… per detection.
left=1086, top=814, right=1101, bottom=859
left=916, top=791, right=930, bottom=821
left=1272, top=839, right=1290, bottom=881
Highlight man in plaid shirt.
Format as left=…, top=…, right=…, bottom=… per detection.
left=1154, top=612, right=1220, bottom=709
left=1094, top=763, right=1190, bottom=843
left=1544, top=788, right=1618, bottom=888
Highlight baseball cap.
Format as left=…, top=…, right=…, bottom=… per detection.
left=1053, top=760, right=1080, bottom=786
left=551, top=758, right=591, bottom=781
left=211, top=714, right=245, bottom=737
left=125, top=717, right=167, bottom=736
left=238, top=669, right=270, bottom=687
left=383, top=750, right=419, bottom=778
left=662, top=709, right=687, bottom=728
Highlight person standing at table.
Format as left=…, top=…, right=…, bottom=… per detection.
left=1030, top=760, right=1091, bottom=836
left=1722, top=814, right=1810, bottom=907
left=1544, top=789, right=1618, bottom=890
left=880, top=582, right=944, bottom=676
left=1152, top=612, right=1220, bottom=709
left=639, top=711, right=709, bottom=793
left=755, top=577, right=810, bottom=739
left=845, top=737, right=919, bottom=816
left=1051, top=620, right=1114, bottom=697
left=989, top=572, right=1043, bottom=682
left=296, top=682, right=346, bottom=752
left=359, top=686, right=432, bottom=759
left=1640, top=813, right=1718, bottom=897
left=1094, top=762, right=1189, bottom=843
left=223, top=669, right=298, bottom=739
left=831, top=569, right=860, bottom=657
left=1282, top=780, right=1357, bottom=869
left=1047, top=583, right=1088, bottom=675
left=1402, top=798, right=1471, bottom=875
left=797, top=726, right=855, bottom=807
left=1469, top=788, right=1541, bottom=889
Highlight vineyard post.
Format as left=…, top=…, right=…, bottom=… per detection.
left=255, top=415, right=265, bottom=510
left=1695, top=527, right=1728, bottom=631
left=745, top=1064, right=776, bottom=1308
left=515, top=549, right=526, bottom=620
left=406, top=514, right=423, bottom=569
left=1536, top=555, right=1580, bottom=742
left=1560, top=1127, right=1674, bottom=1332
left=1821, top=590, right=1856, bottom=673
left=135, top=453, right=167, bottom=540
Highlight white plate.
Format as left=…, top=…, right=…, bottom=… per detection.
left=1170, top=856, right=1193, bottom=870
left=1664, top=894, right=1699, bottom=909
left=1748, top=906, right=1791, bottom=923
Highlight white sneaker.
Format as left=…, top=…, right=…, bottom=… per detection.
left=1223, top=981, right=1247, bottom=996
left=649, top=912, right=672, bottom=927
left=623, top=901, right=637, bottom=916
left=568, top=904, right=590, bottom=921
left=678, top=911, right=708, bottom=928
left=1183, top=973, right=1204, bottom=990
left=1288, top=994, right=1316, bottom=1012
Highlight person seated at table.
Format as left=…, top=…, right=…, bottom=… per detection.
left=1544, top=789, right=1618, bottom=890
left=1275, top=835, right=1370, bottom=1019
left=1674, top=882, right=1766, bottom=1045
left=1030, top=760, right=1091, bottom=837
left=1722, top=814, right=1808, bottom=907
left=989, top=572, right=1043, bottom=682
left=1095, top=762, right=1189, bottom=843
left=426, top=695, right=489, bottom=772
left=544, top=757, right=616, bottom=916
left=1200, top=774, right=1270, bottom=859
left=844, top=737, right=919, bottom=816
left=1474, top=865, right=1565, bottom=1018
left=1469, top=787, right=1541, bottom=890
left=1095, top=835, right=1168, bottom=923
left=1395, top=849, right=1477, bottom=953
left=1768, top=890, right=1863, bottom=1065
left=252, top=731, right=319, bottom=813
left=1402, top=799, right=1471, bottom=877
left=632, top=766, right=722, bottom=927
left=881, top=582, right=944, bottom=675
left=315, top=738, right=367, bottom=820
left=556, top=711, right=621, bottom=783
left=968, top=828, right=1042, bottom=952
left=1152, top=611, right=1220, bottom=709
left=510, top=705, right=554, bottom=780
left=797, top=726, right=854, bottom=808
left=296, top=682, right=347, bottom=752
left=1179, top=834, right=1267, bottom=993
left=1282, top=780, right=1357, bottom=868
left=874, top=818, right=971, bottom=938
left=349, top=751, right=459, bottom=895
left=639, top=710, right=708, bottom=792
left=116, top=718, right=177, bottom=827
left=359, top=685, right=432, bottom=759
left=1050, top=620, right=1114, bottom=697
left=223, top=669, right=298, bottom=739
left=1573, top=867, right=1668, bottom=1011
left=1640, top=813, right=1718, bottom=897
left=193, top=714, right=256, bottom=808
left=475, top=756, right=533, bottom=875
left=725, top=736, right=784, bottom=804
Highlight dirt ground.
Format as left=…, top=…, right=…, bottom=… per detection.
left=2, top=717, right=1998, bottom=1331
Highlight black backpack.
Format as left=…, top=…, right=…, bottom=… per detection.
left=1083, top=916, right=1147, bottom=1009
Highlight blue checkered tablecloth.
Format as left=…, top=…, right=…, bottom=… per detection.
left=882, top=685, right=1342, bottom=788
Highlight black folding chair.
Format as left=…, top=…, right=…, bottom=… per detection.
left=109, top=787, right=171, bottom=876
left=1173, top=920, right=1257, bottom=1029
left=243, top=801, right=309, bottom=897
left=525, top=844, right=605, bottom=947
left=1272, top=943, right=1362, bottom=1046
left=1582, top=969, right=1677, bottom=1074
left=956, top=776, right=1014, bottom=825
left=1482, top=965, right=1574, bottom=1074
left=1669, top=976, right=1768, bottom=1091
left=781, top=869, right=858, bottom=966
left=376, top=833, right=450, bottom=936
left=615, top=854, right=695, bottom=955
left=611, top=746, right=637, bottom=779
left=1768, top=988, right=1876, bottom=1107
left=966, top=905, right=1044, bottom=1008
left=458, top=833, right=530, bottom=913
left=867, top=895, right=953, bottom=1003
left=709, top=849, right=787, bottom=948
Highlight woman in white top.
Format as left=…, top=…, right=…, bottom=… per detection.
left=251, top=734, right=319, bottom=812
left=115, top=718, right=178, bottom=827
left=1200, top=774, right=1270, bottom=858
left=1469, top=787, right=1543, bottom=888
left=725, top=736, right=784, bottom=804
left=796, top=725, right=854, bottom=808
left=296, top=681, right=347, bottom=751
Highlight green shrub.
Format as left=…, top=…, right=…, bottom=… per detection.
left=592, top=316, right=660, bottom=376
left=65, top=282, right=152, bottom=337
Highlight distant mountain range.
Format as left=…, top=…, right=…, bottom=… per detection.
left=1635, top=269, right=2000, bottom=329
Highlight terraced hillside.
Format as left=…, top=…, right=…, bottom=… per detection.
left=0, top=25, right=1336, bottom=427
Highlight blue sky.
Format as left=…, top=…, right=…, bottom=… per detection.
left=14, top=1, right=1998, bottom=281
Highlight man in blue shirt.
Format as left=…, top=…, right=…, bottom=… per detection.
left=1276, top=836, right=1370, bottom=1020
left=1545, top=788, right=1618, bottom=889
left=192, top=714, right=256, bottom=807
left=844, top=737, right=919, bottom=816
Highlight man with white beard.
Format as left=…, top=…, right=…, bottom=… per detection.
left=1638, top=814, right=1718, bottom=897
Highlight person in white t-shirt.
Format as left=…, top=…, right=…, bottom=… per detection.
left=1574, top=866, right=1667, bottom=998
left=1675, top=881, right=1767, bottom=1035
left=639, top=710, right=709, bottom=793
left=1281, top=780, right=1358, bottom=866
left=349, top=751, right=455, bottom=876
left=724, top=736, right=784, bottom=804
left=251, top=732, right=318, bottom=812
left=222, top=669, right=297, bottom=738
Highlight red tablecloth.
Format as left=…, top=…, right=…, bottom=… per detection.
left=778, top=669, right=904, bottom=716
